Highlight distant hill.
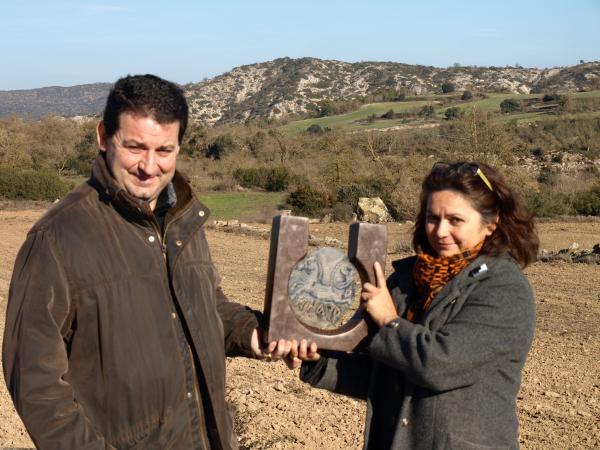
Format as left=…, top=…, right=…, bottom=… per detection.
left=2, top=58, right=599, bottom=123
left=0, top=83, right=111, bottom=119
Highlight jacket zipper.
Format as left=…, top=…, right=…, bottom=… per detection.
left=153, top=218, right=208, bottom=447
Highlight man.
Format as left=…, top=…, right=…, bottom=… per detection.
left=3, top=74, right=291, bottom=450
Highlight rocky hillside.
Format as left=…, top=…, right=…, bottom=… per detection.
left=2, top=58, right=599, bottom=123
left=0, top=83, right=111, bottom=119
left=185, top=58, right=600, bottom=124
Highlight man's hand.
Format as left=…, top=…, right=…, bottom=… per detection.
left=251, top=330, right=320, bottom=369
left=251, top=329, right=293, bottom=361
left=361, top=261, right=399, bottom=328
left=286, top=338, right=320, bottom=369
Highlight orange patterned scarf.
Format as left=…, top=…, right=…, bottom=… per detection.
left=407, top=242, right=483, bottom=322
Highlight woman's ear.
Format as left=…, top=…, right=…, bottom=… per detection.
left=485, top=214, right=499, bottom=237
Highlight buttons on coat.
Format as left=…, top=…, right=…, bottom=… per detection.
left=198, top=210, right=205, bottom=217
left=186, top=392, right=193, bottom=399
left=171, top=312, right=177, bottom=319
left=175, top=240, right=182, bottom=247
left=148, top=236, right=155, bottom=243
left=401, top=418, right=409, bottom=427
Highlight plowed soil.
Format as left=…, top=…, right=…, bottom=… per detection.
left=1, top=208, right=599, bottom=449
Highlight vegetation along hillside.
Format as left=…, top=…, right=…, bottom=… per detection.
left=1, top=58, right=600, bottom=123
left=1, top=58, right=599, bottom=222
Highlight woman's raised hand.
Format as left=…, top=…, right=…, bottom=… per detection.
left=361, top=261, right=399, bottom=328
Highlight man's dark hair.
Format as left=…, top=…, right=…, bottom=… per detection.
left=102, top=74, right=189, bottom=143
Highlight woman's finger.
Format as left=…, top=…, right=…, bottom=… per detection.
left=374, top=261, right=386, bottom=288
left=363, top=282, right=376, bottom=292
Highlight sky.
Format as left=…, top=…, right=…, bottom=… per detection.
left=1, top=0, right=599, bottom=90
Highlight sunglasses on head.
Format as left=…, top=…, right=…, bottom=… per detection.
left=431, top=162, right=494, bottom=192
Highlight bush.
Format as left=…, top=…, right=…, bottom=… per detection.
left=306, top=124, right=324, bottom=135
left=0, top=167, right=73, bottom=200
left=500, top=98, right=520, bottom=114
left=331, top=202, right=354, bottom=221
left=205, top=134, right=238, bottom=160
left=381, top=109, right=395, bottom=119
left=444, top=107, right=463, bottom=120
left=441, top=82, right=456, bottom=93
left=287, top=185, right=330, bottom=217
left=232, top=166, right=290, bottom=192
left=419, top=105, right=435, bottom=118
left=461, top=90, right=473, bottom=101
left=572, top=188, right=600, bottom=216
left=527, top=190, right=571, bottom=217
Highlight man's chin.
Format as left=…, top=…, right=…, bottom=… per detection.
left=125, top=186, right=159, bottom=203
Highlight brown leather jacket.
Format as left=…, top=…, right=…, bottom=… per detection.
left=3, top=156, right=259, bottom=450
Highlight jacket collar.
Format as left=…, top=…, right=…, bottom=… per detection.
left=89, top=153, right=203, bottom=225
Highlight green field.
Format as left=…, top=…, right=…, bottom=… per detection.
left=282, top=90, right=600, bottom=133
left=197, top=191, right=286, bottom=221
left=282, top=100, right=433, bottom=132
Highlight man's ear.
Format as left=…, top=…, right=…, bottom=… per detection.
left=96, top=121, right=107, bottom=152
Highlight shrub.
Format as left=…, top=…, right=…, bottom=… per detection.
left=572, top=188, right=600, bottom=216
left=500, top=98, right=520, bottom=114
left=381, top=109, right=395, bottom=119
left=287, top=185, right=330, bottom=217
left=232, top=166, right=291, bottom=192
left=205, top=134, right=238, bottom=160
left=264, top=166, right=290, bottom=192
left=0, top=167, right=73, bottom=200
left=306, top=124, right=324, bottom=135
left=318, top=100, right=334, bottom=117
left=441, top=82, right=456, bottom=93
left=419, top=105, right=435, bottom=117
left=331, top=202, right=354, bottom=222
left=444, top=107, right=463, bottom=120
left=527, top=190, right=572, bottom=217
left=461, top=90, right=473, bottom=101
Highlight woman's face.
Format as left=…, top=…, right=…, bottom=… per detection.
left=425, top=190, right=496, bottom=257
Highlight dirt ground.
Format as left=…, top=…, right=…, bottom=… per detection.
left=0, top=208, right=598, bottom=449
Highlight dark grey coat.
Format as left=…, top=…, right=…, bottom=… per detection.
left=301, top=254, right=535, bottom=450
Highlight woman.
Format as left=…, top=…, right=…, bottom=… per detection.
left=293, top=162, right=539, bottom=449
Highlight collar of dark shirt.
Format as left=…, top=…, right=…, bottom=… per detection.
left=154, top=182, right=177, bottom=230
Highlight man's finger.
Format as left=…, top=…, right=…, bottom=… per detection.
left=298, top=339, right=308, bottom=358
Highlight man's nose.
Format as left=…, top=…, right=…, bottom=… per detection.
left=139, top=151, right=157, bottom=174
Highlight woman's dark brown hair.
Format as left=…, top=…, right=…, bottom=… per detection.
left=413, top=162, right=539, bottom=267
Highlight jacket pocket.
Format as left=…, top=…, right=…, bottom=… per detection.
left=444, top=433, right=510, bottom=450
left=115, top=417, right=165, bottom=450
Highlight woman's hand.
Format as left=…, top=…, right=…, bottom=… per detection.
left=361, top=261, right=399, bottom=328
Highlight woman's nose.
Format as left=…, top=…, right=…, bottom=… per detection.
left=436, top=220, right=449, bottom=237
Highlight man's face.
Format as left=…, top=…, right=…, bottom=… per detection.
left=97, top=112, right=180, bottom=210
